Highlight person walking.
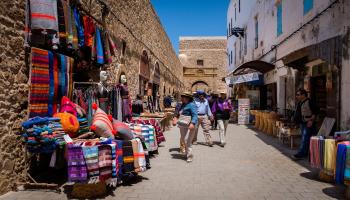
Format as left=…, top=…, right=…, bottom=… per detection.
left=209, top=93, right=218, bottom=130
left=173, top=92, right=198, bottom=163
left=292, top=88, right=317, bottom=160
left=212, top=91, right=232, bottom=147
left=193, top=90, right=214, bottom=146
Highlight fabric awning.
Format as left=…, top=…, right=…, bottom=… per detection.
left=230, top=60, right=275, bottom=76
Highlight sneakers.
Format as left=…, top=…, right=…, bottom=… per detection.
left=186, top=157, right=193, bottom=163
left=192, top=141, right=198, bottom=145
left=205, top=135, right=213, bottom=147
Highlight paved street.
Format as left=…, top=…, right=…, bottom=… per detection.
left=0, top=124, right=346, bottom=200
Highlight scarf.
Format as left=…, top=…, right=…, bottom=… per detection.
left=136, top=138, right=146, bottom=172
left=131, top=139, right=140, bottom=172
left=67, top=144, right=88, bottom=183
left=141, top=125, right=150, bottom=150
left=324, top=139, right=336, bottom=176
left=122, top=140, right=134, bottom=174
left=73, top=7, right=84, bottom=47
left=116, top=140, right=124, bottom=178
left=108, top=34, right=117, bottom=56
left=71, top=7, right=78, bottom=49
left=309, top=136, right=321, bottom=168
left=103, top=31, right=112, bottom=64
left=98, top=144, right=112, bottom=182
left=83, top=16, right=95, bottom=47
left=57, top=0, right=66, bottom=48
left=336, top=143, right=350, bottom=184
left=30, top=48, right=50, bottom=117
left=95, top=27, right=104, bottom=65
left=106, top=143, right=118, bottom=186
left=82, top=145, right=99, bottom=183
left=148, top=125, right=157, bottom=152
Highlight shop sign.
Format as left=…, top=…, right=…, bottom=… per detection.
left=232, top=72, right=260, bottom=84
left=238, top=98, right=250, bottom=125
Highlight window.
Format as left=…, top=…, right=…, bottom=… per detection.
left=277, top=3, right=282, bottom=36
left=239, top=38, right=242, bottom=59
left=238, top=0, right=241, bottom=12
left=303, top=0, right=313, bottom=15
left=230, top=51, right=233, bottom=64
left=234, top=43, right=237, bottom=64
left=230, top=18, right=232, bottom=33
left=255, top=19, right=259, bottom=49
left=235, top=7, right=237, bottom=21
left=197, top=59, right=204, bottom=66
left=244, top=29, right=247, bottom=55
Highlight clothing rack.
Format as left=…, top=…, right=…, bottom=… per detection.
left=73, top=82, right=98, bottom=90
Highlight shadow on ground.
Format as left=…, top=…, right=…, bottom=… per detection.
left=244, top=124, right=346, bottom=199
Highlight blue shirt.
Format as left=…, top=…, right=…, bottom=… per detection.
left=175, top=102, right=198, bottom=125
left=195, top=99, right=213, bottom=117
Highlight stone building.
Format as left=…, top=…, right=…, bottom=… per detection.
left=0, top=0, right=183, bottom=194
left=179, top=37, right=227, bottom=93
left=227, top=0, right=350, bottom=130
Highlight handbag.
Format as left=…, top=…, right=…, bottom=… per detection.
left=177, top=115, right=191, bottom=127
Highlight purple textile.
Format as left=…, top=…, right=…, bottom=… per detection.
left=67, top=144, right=88, bottom=182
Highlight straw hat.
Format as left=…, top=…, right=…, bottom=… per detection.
left=181, top=91, right=193, bottom=99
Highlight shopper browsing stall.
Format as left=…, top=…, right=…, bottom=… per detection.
left=173, top=92, right=198, bottom=163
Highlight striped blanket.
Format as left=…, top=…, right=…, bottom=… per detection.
left=82, top=145, right=99, bottom=183
left=122, top=140, right=134, bottom=174
left=98, top=145, right=112, bottom=182
left=67, top=144, right=88, bottom=183
left=30, top=48, right=73, bottom=117
left=30, top=48, right=50, bottom=117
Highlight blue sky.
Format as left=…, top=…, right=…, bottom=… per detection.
left=151, top=0, right=230, bottom=53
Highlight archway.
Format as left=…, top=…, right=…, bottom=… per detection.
left=191, top=81, right=209, bottom=93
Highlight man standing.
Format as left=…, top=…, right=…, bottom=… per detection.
left=193, top=90, right=214, bottom=147
left=292, top=88, right=317, bottom=160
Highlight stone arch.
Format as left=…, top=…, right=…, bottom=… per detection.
left=191, top=80, right=210, bottom=93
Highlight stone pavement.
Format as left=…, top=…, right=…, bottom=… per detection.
left=0, top=124, right=346, bottom=200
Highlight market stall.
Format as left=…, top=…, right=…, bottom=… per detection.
left=19, top=0, right=167, bottom=198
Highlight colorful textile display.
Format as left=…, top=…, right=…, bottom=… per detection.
left=95, top=27, right=104, bottom=65
left=57, top=0, right=66, bottom=47
left=115, top=140, right=124, bottom=178
left=30, top=48, right=74, bottom=117
left=91, top=108, right=115, bottom=139
left=54, top=112, right=79, bottom=137
left=324, top=139, right=336, bottom=176
left=310, top=136, right=321, bottom=168
left=335, top=142, right=350, bottom=184
left=83, top=16, right=95, bottom=47
left=73, top=7, right=84, bottom=47
left=130, top=118, right=165, bottom=144
left=345, top=146, right=350, bottom=182
left=60, top=96, right=77, bottom=116
left=98, top=145, right=112, bottom=181
left=136, top=138, right=147, bottom=172
left=108, top=143, right=118, bottom=186
left=30, top=48, right=50, bottom=117
left=113, top=119, right=134, bottom=140
left=122, top=140, right=135, bottom=174
left=82, top=145, right=99, bottom=183
left=67, top=144, right=88, bottom=183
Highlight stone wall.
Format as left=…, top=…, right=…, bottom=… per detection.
left=0, top=0, right=182, bottom=195
left=0, top=0, right=28, bottom=195
left=179, top=37, right=227, bottom=93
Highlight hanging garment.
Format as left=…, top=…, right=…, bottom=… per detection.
left=57, top=0, right=66, bottom=48
left=28, top=0, right=59, bottom=31
left=82, top=145, right=100, bottom=183
left=67, top=144, right=88, bottom=183
left=98, top=144, right=112, bottom=182
left=345, top=146, right=350, bottom=181
left=324, top=139, right=336, bottom=176
left=103, top=31, right=112, bottom=64
left=95, top=27, right=104, bottom=65
left=71, top=7, right=78, bottom=49
left=30, top=48, right=50, bottom=117
left=335, top=142, right=350, bottom=184
left=310, top=136, right=321, bottom=168
left=117, top=89, right=123, bottom=121
left=83, top=16, right=95, bottom=47
left=73, top=7, right=84, bottom=47
left=108, top=34, right=117, bottom=56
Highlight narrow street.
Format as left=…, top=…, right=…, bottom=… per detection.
left=1, top=124, right=345, bottom=200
